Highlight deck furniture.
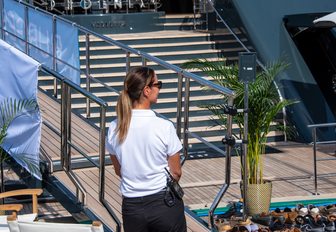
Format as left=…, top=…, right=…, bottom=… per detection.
left=0, top=189, right=43, bottom=232
left=0, top=189, right=43, bottom=215
left=7, top=215, right=104, bottom=232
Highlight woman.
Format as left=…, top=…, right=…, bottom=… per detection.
left=106, top=67, right=187, bottom=232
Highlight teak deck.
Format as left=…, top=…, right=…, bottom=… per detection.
left=39, top=90, right=336, bottom=231
left=39, top=91, right=210, bottom=231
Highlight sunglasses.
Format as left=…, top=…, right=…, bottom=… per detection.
left=148, top=81, right=162, bottom=90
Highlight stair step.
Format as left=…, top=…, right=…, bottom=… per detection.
left=79, top=40, right=241, bottom=52
left=68, top=91, right=221, bottom=105
left=39, top=71, right=215, bottom=85
left=163, top=14, right=200, bottom=19
left=40, top=18, right=277, bottom=149
left=161, top=22, right=196, bottom=27
left=81, top=48, right=236, bottom=60
left=79, top=29, right=240, bottom=42
left=79, top=57, right=225, bottom=69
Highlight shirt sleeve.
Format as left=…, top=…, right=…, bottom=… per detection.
left=166, top=122, right=182, bottom=156
left=106, top=121, right=116, bottom=155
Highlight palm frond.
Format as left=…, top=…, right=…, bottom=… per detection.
left=15, top=153, right=41, bottom=177
left=0, top=98, right=38, bottom=129
left=0, top=98, right=40, bottom=177
left=183, top=59, right=299, bottom=184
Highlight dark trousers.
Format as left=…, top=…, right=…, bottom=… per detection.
left=122, top=191, right=187, bottom=232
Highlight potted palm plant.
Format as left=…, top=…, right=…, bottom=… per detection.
left=0, top=97, right=40, bottom=193
left=183, top=59, right=297, bottom=215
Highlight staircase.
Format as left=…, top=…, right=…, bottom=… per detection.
left=38, top=14, right=251, bottom=153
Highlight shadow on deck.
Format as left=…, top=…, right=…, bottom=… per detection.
left=37, top=90, right=336, bottom=232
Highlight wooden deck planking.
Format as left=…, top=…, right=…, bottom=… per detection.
left=39, top=91, right=100, bottom=161
left=38, top=90, right=336, bottom=231
left=41, top=124, right=61, bottom=158
left=53, top=167, right=209, bottom=232
left=39, top=90, right=210, bottom=231
left=41, top=123, right=84, bottom=160
left=52, top=145, right=336, bottom=231
left=181, top=143, right=336, bottom=208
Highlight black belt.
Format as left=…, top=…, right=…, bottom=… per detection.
left=123, top=188, right=167, bottom=201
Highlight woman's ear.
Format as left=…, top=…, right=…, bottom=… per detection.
left=142, top=86, right=151, bottom=98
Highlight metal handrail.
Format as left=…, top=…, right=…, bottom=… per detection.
left=42, top=67, right=107, bottom=106
left=41, top=98, right=99, bottom=170
left=41, top=66, right=121, bottom=231
left=2, top=2, right=237, bottom=231
left=76, top=24, right=235, bottom=96
left=196, top=0, right=288, bottom=140
left=73, top=8, right=236, bottom=167
left=19, top=0, right=235, bottom=95
left=191, top=2, right=291, bottom=227
left=307, top=122, right=336, bottom=195
left=3, top=0, right=235, bottom=117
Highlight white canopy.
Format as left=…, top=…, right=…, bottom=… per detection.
left=313, top=12, right=336, bottom=27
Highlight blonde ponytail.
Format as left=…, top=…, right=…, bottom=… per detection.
left=116, top=90, right=132, bottom=143
left=115, top=67, right=155, bottom=144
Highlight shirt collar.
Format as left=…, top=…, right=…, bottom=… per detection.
left=132, top=109, right=156, bottom=117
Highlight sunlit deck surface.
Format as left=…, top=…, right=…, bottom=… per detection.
left=37, top=90, right=336, bottom=231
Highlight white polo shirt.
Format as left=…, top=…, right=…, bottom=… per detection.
left=106, top=109, right=182, bottom=198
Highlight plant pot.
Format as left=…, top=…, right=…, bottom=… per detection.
left=243, top=181, right=272, bottom=216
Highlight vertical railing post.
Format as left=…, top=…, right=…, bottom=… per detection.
left=126, top=52, right=131, bottom=73
left=242, top=82, right=249, bottom=221
left=99, top=103, right=121, bottom=232
left=85, top=33, right=91, bottom=118
left=64, top=82, right=79, bottom=201
left=193, top=0, right=196, bottom=30
left=0, top=0, right=4, bottom=40
left=181, top=77, right=190, bottom=165
left=24, top=6, right=29, bottom=54
left=142, top=57, right=147, bottom=66
left=66, top=83, right=72, bottom=172
left=204, top=0, right=208, bottom=31
left=105, top=0, right=109, bottom=13
left=98, top=0, right=104, bottom=12
left=52, top=16, right=58, bottom=98
left=61, top=81, right=67, bottom=170
left=312, top=127, right=319, bottom=195
left=225, top=97, right=234, bottom=172
left=176, top=72, right=183, bottom=139
left=209, top=96, right=234, bottom=231
left=154, top=0, right=158, bottom=12
left=99, top=105, right=106, bottom=201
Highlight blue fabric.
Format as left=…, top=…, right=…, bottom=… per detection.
left=56, top=20, right=80, bottom=85
left=3, top=0, right=25, bottom=51
left=3, top=0, right=81, bottom=86
left=0, top=39, right=42, bottom=179
left=28, top=8, right=53, bottom=69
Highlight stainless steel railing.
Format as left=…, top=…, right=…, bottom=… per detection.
left=1, top=2, right=237, bottom=232
left=74, top=19, right=236, bottom=162
left=192, top=1, right=291, bottom=228
left=194, top=0, right=288, bottom=142
left=40, top=66, right=121, bottom=232
left=307, top=122, right=336, bottom=195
